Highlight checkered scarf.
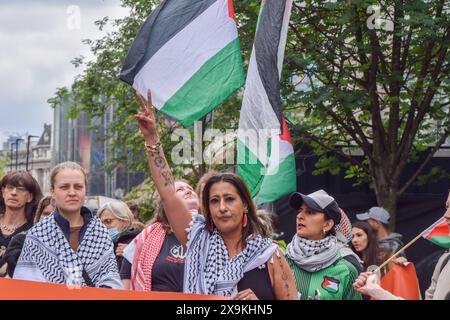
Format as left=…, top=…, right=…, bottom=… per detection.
left=286, top=235, right=338, bottom=272
left=131, top=222, right=166, bottom=291
left=14, top=213, right=122, bottom=288
left=184, top=214, right=275, bottom=297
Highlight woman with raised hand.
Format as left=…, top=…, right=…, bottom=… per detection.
left=14, top=162, right=122, bottom=289
left=120, top=180, right=199, bottom=292
left=134, top=90, right=297, bottom=300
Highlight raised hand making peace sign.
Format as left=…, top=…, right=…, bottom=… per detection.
left=134, top=89, right=159, bottom=144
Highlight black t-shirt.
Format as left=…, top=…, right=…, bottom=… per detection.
left=0, top=222, right=33, bottom=277
left=120, top=232, right=185, bottom=292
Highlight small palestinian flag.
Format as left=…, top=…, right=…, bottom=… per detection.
left=321, top=276, right=340, bottom=294
left=421, top=217, right=450, bottom=249
left=120, top=0, right=245, bottom=128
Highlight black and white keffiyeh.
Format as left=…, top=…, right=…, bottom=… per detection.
left=286, top=234, right=338, bottom=272
left=13, top=214, right=122, bottom=289
left=183, top=214, right=276, bottom=297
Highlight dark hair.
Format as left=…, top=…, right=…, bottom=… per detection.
left=196, top=171, right=217, bottom=215
left=350, top=221, right=380, bottom=270
left=202, top=173, right=264, bottom=247
left=34, top=195, right=54, bottom=224
left=0, top=171, right=44, bottom=224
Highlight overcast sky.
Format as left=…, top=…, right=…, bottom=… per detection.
left=0, top=0, right=129, bottom=146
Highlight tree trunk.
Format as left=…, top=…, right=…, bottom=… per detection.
left=373, top=174, right=400, bottom=231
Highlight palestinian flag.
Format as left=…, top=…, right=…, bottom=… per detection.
left=321, top=277, right=340, bottom=294
left=237, top=0, right=296, bottom=204
left=421, top=217, right=450, bottom=248
left=120, top=0, right=245, bottom=128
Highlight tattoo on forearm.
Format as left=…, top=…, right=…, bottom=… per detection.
left=276, top=248, right=291, bottom=298
left=154, top=155, right=166, bottom=169
left=161, top=170, right=174, bottom=187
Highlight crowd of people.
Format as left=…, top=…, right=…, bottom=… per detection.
left=0, top=90, right=449, bottom=300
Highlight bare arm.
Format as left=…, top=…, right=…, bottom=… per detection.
left=134, top=90, right=191, bottom=246
left=268, top=247, right=298, bottom=300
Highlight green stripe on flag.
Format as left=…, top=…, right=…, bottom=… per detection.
left=237, top=139, right=265, bottom=198
left=161, top=38, right=245, bottom=128
left=257, top=153, right=296, bottom=204
left=428, top=236, right=450, bottom=249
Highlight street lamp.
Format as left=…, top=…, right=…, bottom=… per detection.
left=15, top=138, right=24, bottom=171
left=26, top=135, right=40, bottom=171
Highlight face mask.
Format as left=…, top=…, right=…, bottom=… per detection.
left=108, top=228, right=120, bottom=242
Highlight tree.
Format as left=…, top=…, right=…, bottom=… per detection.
left=282, top=0, right=450, bottom=228
left=48, top=0, right=450, bottom=228
left=0, top=157, right=9, bottom=179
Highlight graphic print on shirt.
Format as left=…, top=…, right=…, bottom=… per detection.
left=167, top=244, right=186, bottom=264
left=321, top=276, right=340, bottom=294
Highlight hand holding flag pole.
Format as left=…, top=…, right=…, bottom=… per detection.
left=373, top=216, right=450, bottom=275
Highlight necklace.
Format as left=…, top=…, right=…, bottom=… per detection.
left=0, top=217, right=26, bottom=234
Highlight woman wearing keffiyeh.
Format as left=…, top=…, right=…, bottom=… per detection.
left=134, top=90, right=297, bottom=300
left=285, top=190, right=362, bottom=300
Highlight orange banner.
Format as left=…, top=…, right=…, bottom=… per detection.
left=380, top=263, right=421, bottom=300
left=0, top=278, right=227, bottom=300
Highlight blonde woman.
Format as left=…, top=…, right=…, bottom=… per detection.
left=14, top=162, right=122, bottom=289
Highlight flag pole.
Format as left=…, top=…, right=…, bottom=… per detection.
left=374, top=216, right=445, bottom=274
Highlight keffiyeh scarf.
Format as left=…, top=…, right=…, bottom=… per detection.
left=286, top=235, right=338, bottom=272
left=130, top=222, right=166, bottom=291
left=184, top=214, right=276, bottom=297
left=14, top=215, right=122, bottom=289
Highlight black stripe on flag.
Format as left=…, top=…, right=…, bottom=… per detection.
left=254, top=0, right=287, bottom=125
left=120, top=0, right=218, bottom=85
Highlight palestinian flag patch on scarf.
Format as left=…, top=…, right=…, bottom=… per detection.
left=120, top=0, right=245, bottom=127
left=321, top=276, right=340, bottom=294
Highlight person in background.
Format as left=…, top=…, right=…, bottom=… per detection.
left=350, top=221, right=380, bottom=271
left=125, top=200, right=146, bottom=232
left=97, top=201, right=140, bottom=270
left=34, top=196, right=55, bottom=224
left=0, top=171, right=43, bottom=277
left=14, top=162, right=122, bottom=289
left=354, top=190, right=450, bottom=300
left=335, top=209, right=364, bottom=273
left=285, top=190, right=362, bottom=300
left=356, top=207, right=404, bottom=257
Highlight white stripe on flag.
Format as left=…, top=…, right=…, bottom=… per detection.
left=133, top=0, right=238, bottom=109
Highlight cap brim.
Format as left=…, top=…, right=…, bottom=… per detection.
left=289, top=192, right=323, bottom=213
left=356, top=213, right=370, bottom=221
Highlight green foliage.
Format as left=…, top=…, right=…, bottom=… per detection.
left=122, top=177, right=159, bottom=223
left=0, top=157, right=10, bottom=179
left=47, top=0, right=450, bottom=221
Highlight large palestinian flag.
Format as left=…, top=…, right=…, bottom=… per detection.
left=237, top=0, right=296, bottom=204
left=421, top=216, right=450, bottom=248
left=120, top=0, right=245, bottom=127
